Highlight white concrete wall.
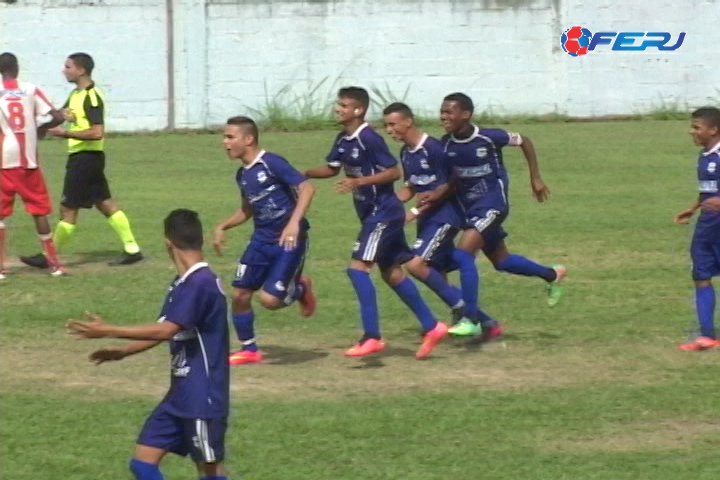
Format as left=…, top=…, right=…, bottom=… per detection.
left=1, top=0, right=717, bottom=130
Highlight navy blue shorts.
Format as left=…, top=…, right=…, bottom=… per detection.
left=413, top=220, right=459, bottom=272
left=691, top=226, right=720, bottom=280
left=232, top=237, right=307, bottom=299
left=464, top=205, right=508, bottom=255
left=352, top=219, right=413, bottom=270
left=137, top=403, right=226, bottom=463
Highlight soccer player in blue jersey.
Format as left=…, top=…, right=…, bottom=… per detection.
left=674, top=107, right=720, bottom=351
left=304, top=87, right=448, bottom=359
left=382, top=102, right=501, bottom=340
left=66, top=209, right=232, bottom=480
left=431, top=92, right=566, bottom=337
left=213, top=116, right=317, bottom=365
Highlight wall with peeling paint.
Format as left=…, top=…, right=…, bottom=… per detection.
left=0, top=0, right=716, bottom=130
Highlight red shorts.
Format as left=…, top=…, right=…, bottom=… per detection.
left=0, top=168, right=52, bottom=218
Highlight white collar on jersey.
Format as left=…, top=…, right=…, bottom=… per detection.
left=702, top=141, right=720, bottom=157
left=244, top=150, right=267, bottom=169
left=407, top=133, right=429, bottom=153
left=177, top=262, right=209, bottom=284
left=450, top=125, right=480, bottom=144
left=344, top=122, right=369, bottom=140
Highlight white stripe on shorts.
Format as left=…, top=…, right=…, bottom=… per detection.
left=362, top=223, right=387, bottom=261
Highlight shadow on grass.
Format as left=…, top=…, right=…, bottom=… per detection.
left=261, top=344, right=330, bottom=365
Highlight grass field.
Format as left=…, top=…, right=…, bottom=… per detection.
left=3, top=120, right=720, bottom=479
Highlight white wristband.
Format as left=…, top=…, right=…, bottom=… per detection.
left=410, top=207, right=420, bottom=215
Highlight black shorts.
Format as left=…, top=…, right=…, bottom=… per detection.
left=61, top=151, right=111, bottom=209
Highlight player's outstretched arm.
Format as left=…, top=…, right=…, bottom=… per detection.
left=37, top=109, right=65, bottom=139
left=89, top=340, right=162, bottom=365
left=50, top=124, right=104, bottom=141
left=518, top=135, right=550, bottom=203
left=213, top=198, right=253, bottom=255
left=304, top=165, right=341, bottom=179
left=67, top=311, right=182, bottom=341
left=336, top=165, right=401, bottom=193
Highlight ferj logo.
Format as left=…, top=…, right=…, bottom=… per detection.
left=560, top=26, right=686, bottom=56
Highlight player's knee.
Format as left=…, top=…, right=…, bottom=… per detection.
left=231, top=289, right=253, bottom=309
left=404, top=256, right=426, bottom=278
left=380, top=265, right=405, bottom=286
left=258, top=291, right=283, bottom=310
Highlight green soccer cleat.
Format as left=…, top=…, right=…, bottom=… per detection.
left=547, top=265, right=567, bottom=307
left=448, top=318, right=481, bottom=336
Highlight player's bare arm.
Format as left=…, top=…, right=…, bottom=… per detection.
left=701, top=196, right=720, bottom=212
left=517, top=135, right=550, bottom=202
left=417, top=182, right=451, bottom=208
left=89, top=340, right=162, bottom=365
left=280, top=180, right=316, bottom=251
left=37, top=109, right=66, bottom=139
left=49, top=123, right=103, bottom=141
left=67, top=311, right=182, bottom=341
left=335, top=165, right=401, bottom=193
left=675, top=198, right=702, bottom=224
left=305, top=165, right=341, bottom=178
left=213, top=197, right=253, bottom=256
left=396, top=184, right=416, bottom=203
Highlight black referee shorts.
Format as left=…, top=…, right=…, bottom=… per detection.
left=61, top=151, right=112, bottom=209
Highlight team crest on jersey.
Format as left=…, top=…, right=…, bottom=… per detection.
left=709, top=162, right=717, bottom=173
left=476, top=147, right=488, bottom=158
left=257, top=171, right=267, bottom=183
left=351, top=148, right=359, bottom=159
left=338, top=148, right=345, bottom=153
left=420, top=158, right=430, bottom=169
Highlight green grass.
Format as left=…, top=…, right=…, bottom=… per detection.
left=3, top=120, right=720, bottom=479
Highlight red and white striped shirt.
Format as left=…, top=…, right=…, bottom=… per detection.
left=0, top=79, right=55, bottom=169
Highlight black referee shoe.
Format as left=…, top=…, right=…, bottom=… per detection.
left=20, top=253, right=49, bottom=269
left=108, top=251, right=144, bottom=266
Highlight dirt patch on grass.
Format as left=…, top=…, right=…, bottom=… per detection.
left=0, top=333, right=702, bottom=403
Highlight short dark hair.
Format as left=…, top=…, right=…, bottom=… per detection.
left=338, top=86, right=369, bottom=110
left=0, top=52, right=18, bottom=77
left=164, top=209, right=204, bottom=251
left=383, top=102, right=414, bottom=119
left=226, top=116, right=259, bottom=144
left=443, top=92, right=474, bottom=114
left=68, top=53, right=94, bottom=75
left=692, top=107, right=720, bottom=130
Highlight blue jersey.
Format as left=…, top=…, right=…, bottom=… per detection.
left=401, top=134, right=462, bottom=228
left=237, top=150, right=310, bottom=243
left=159, top=263, right=229, bottom=419
left=325, top=123, right=405, bottom=222
left=696, top=142, right=720, bottom=228
left=442, top=125, right=521, bottom=211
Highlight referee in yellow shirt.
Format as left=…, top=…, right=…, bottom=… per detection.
left=22, top=53, right=142, bottom=268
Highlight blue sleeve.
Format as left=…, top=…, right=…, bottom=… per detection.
left=325, top=132, right=344, bottom=167
left=165, top=283, right=204, bottom=331
left=364, top=130, right=397, bottom=169
left=266, top=155, right=307, bottom=187
left=481, top=128, right=511, bottom=148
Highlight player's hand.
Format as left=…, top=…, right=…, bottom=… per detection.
left=531, top=178, right=550, bottom=203
left=47, top=126, right=67, bottom=138
left=701, top=197, right=720, bottom=213
left=89, top=347, right=126, bottom=365
left=416, top=191, right=438, bottom=207
left=335, top=178, right=360, bottom=194
left=61, top=108, right=76, bottom=123
left=212, top=228, right=225, bottom=256
left=66, top=311, right=109, bottom=339
left=279, top=222, right=300, bottom=251
left=674, top=208, right=696, bottom=224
